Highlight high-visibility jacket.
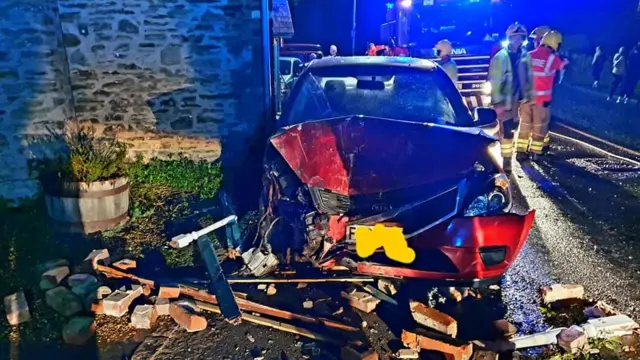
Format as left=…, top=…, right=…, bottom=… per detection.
left=530, top=45, right=567, bottom=105
left=367, top=45, right=387, bottom=56
left=488, top=48, right=534, bottom=111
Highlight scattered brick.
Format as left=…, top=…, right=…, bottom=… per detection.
left=131, top=305, right=158, bottom=329
left=81, top=249, right=110, bottom=272
left=158, top=286, right=181, bottom=299
left=341, top=291, right=380, bottom=313
left=4, top=291, right=30, bottom=326
left=169, top=302, right=207, bottom=332
left=155, top=297, right=170, bottom=316
left=63, top=317, right=96, bottom=345
left=91, top=301, right=104, bottom=314
left=266, top=284, right=277, bottom=296
left=303, top=300, right=314, bottom=309
left=472, top=350, right=498, bottom=360
left=377, top=279, right=398, bottom=296
left=557, top=326, right=589, bottom=354
left=401, top=330, right=473, bottom=360
left=541, top=284, right=584, bottom=304
left=449, top=287, right=463, bottom=302
left=341, top=346, right=379, bottom=360
left=103, top=288, right=143, bottom=317
left=45, top=287, right=83, bottom=317
left=409, top=301, right=457, bottom=337
left=112, top=259, right=137, bottom=270
left=40, top=266, right=70, bottom=290
left=493, top=319, right=517, bottom=338
left=394, top=349, right=419, bottom=359
left=257, top=284, right=268, bottom=291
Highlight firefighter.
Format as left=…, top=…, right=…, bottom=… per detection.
left=367, top=43, right=387, bottom=56
left=529, top=25, right=551, bottom=49
left=488, top=23, right=534, bottom=174
left=435, top=39, right=458, bottom=83
left=516, top=31, right=568, bottom=161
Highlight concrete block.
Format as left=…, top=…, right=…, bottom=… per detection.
left=541, top=284, right=584, bottom=304
left=4, top=291, right=30, bottom=326
left=40, top=266, right=70, bottom=290
left=409, top=301, right=457, bottom=337
left=63, top=317, right=96, bottom=345
left=155, top=297, right=170, bottom=316
left=557, top=326, right=589, bottom=354
left=45, top=287, right=83, bottom=317
left=103, top=289, right=142, bottom=317
left=131, top=305, right=158, bottom=329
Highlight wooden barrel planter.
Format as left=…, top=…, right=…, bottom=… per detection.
left=43, top=177, right=130, bottom=234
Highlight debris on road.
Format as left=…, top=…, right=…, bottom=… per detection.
left=377, top=279, right=397, bottom=296
left=471, top=350, right=498, bottom=360
left=303, top=300, right=313, bottom=309
left=449, top=287, right=463, bottom=302
left=341, top=289, right=380, bottom=313
left=401, top=329, right=473, bottom=360
left=4, top=291, right=31, bottom=326
left=541, top=284, right=585, bottom=304
left=266, top=284, right=277, bottom=296
left=40, top=266, right=70, bottom=290
left=112, top=259, right=137, bottom=270
left=557, top=325, right=589, bottom=354
left=155, top=297, right=170, bottom=316
left=409, top=300, right=457, bottom=337
left=394, top=348, right=419, bottom=359
left=158, top=286, right=181, bottom=299
left=170, top=301, right=207, bottom=332
left=102, top=287, right=142, bottom=317
left=493, top=319, right=517, bottom=338
left=131, top=305, right=158, bottom=329
left=82, top=249, right=110, bottom=272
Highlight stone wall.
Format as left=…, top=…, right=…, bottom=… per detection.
left=0, top=0, right=74, bottom=200
left=0, top=0, right=266, bottom=201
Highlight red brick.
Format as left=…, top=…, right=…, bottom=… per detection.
left=82, top=249, right=110, bottom=271
left=409, top=301, right=457, bottom=337
left=90, top=301, right=104, bottom=314
left=341, top=291, right=380, bottom=313
left=401, top=330, right=472, bottom=360
left=341, top=346, right=378, bottom=360
left=169, top=303, right=207, bottom=332
left=158, top=287, right=181, bottom=299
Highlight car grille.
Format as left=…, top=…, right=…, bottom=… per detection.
left=309, top=188, right=350, bottom=214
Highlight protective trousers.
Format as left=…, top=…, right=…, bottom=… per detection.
left=497, top=103, right=520, bottom=171
left=516, top=102, right=550, bottom=154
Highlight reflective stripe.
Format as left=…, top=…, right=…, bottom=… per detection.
left=544, top=54, right=556, bottom=74
left=535, top=90, right=552, bottom=96
left=481, top=96, right=491, bottom=106
left=470, top=96, right=478, bottom=108
left=533, top=72, right=555, bottom=77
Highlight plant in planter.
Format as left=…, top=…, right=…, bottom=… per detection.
left=34, top=124, right=131, bottom=234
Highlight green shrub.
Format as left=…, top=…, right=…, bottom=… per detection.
left=33, top=124, right=129, bottom=183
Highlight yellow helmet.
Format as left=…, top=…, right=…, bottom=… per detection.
left=506, top=23, right=527, bottom=37
left=435, top=39, right=453, bottom=56
left=529, top=26, right=551, bottom=40
left=541, top=31, right=563, bottom=51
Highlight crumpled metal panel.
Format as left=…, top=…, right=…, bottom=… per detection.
left=269, top=115, right=496, bottom=196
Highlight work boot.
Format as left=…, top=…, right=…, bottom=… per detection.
left=515, top=152, right=529, bottom=162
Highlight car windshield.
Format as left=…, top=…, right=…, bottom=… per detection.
left=281, top=64, right=473, bottom=127
left=279, top=60, right=292, bottom=75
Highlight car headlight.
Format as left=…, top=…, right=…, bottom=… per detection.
left=482, top=81, right=492, bottom=95
left=463, top=174, right=512, bottom=216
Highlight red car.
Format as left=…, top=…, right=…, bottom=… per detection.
left=256, top=56, right=535, bottom=286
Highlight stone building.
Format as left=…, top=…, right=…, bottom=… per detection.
left=0, top=0, right=268, bottom=201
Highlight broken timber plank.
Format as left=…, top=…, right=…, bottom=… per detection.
left=196, top=235, right=241, bottom=324
left=196, top=301, right=346, bottom=345
left=95, top=265, right=155, bottom=288
left=179, top=287, right=357, bottom=332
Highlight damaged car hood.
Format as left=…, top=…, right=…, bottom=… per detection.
left=269, top=115, right=498, bottom=196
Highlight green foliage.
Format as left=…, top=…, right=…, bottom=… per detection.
left=128, top=157, right=223, bottom=200
left=33, top=124, right=128, bottom=183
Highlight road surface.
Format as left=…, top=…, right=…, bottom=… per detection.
left=130, top=124, right=640, bottom=360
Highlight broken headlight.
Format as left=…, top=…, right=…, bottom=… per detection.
left=463, top=174, right=512, bottom=216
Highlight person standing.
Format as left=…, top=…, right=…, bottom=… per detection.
left=591, top=46, right=605, bottom=88
left=608, top=47, right=626, bottom=102
left=621, top=43, right=640, bottom=103
left=529, top=26, right=551, bottom=49
left=516, top=31, right=568, bottom=161
left=435, top=39, right=458, bottom=83
left=488, top=23, right=534, bottom=174
left=329, top=45, right=338, bottom=57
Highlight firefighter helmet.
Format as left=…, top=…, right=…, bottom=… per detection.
left=435, top=39, right=453, bottom=56
left=506, top=23, right=527, bottom=37
left=529, top=26, right=551, bottom=39
left=541, top=31, right=562, bottom=51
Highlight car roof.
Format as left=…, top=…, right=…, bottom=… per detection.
left=307, top=56, right=438, bottom=70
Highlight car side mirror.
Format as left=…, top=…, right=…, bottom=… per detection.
left=474, top=107, right=497, bottom=126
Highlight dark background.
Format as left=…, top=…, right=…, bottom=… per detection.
left=287, top=0, right=640, bottom=56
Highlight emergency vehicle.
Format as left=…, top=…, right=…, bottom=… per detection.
left=381, top=0, right=513, bottom=110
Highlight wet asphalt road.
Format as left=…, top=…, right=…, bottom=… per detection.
left=131, top=129, right=640, bottom=360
